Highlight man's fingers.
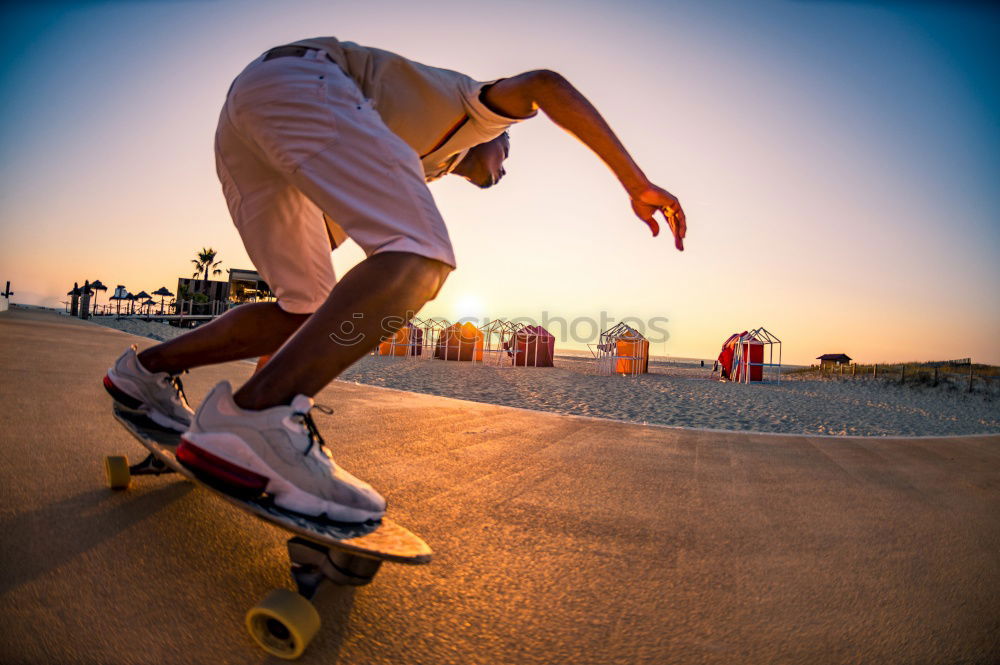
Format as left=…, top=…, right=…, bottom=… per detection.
left=644, top=215, right=660, bottom=237
left=632, top=200, right=660, bottom=237
left=660, top=208, right=684, bottom=251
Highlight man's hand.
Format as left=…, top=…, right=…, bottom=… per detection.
left=630, top=185, right=686, bottom=251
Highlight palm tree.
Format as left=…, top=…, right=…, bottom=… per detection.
left=191, top=247, right=223, bottom=294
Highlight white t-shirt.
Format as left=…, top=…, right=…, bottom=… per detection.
left=290, top=36, right=534, bottom=180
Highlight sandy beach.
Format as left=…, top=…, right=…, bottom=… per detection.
left=79, top=313, right=1000, bottom=437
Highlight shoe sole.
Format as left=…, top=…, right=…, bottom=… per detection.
left=176, top=439, right=270, bottom=497
left=103, top=374, right=143, bottom=410
left=179, top=433, right=385, bottom=524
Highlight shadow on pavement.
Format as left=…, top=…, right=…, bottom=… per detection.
left=0, top=483, right=193, bottom=595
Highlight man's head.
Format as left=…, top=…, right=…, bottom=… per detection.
left=450, top=132, right=510, bottom=189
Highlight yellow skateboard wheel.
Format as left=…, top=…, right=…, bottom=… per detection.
left=245, top=588, right=320, bottom=660
left=104, top=456, right=130, bottom=490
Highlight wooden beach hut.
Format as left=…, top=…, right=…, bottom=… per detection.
left=816, top=353, right=851, bottom=369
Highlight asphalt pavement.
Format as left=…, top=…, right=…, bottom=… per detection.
left=1, top=307, right=997, bottom=664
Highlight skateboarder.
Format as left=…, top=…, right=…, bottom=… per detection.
left=104, top=36, right=686, bottom=523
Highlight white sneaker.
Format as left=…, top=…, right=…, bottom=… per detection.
left=104, top=345, right=194, bottom=432
left=178, top=381, right=386, bottom=523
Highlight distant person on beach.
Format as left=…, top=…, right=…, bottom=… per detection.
left=104, top=37, right=686, bottom=523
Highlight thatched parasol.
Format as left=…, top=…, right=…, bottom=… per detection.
left=90, top=279, right=107, bottom=314
left=152, top=286, right=173, bottom=315
left=133, top=291, right=151, bottom=315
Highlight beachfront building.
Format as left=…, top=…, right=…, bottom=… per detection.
left=593, top=323, right=649, bottom=376
left=176, top=277, right=228, bottom=303
left=817, top=353, right=852, bottom=369
left=174, top=268, right=271, bottom=315
left=228, top=268, right=272, bottom=304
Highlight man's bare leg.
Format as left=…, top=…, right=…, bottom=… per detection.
left=234, top=251, right=450, bottom=411
left=137, top=303, right=309, bottom=375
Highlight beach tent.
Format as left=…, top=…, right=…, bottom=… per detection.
left=717, top=328, right=782, bottom=383
left=378, top=323, right=424, bottom=356
left=718, top=332, right=760, bottom=382
left=594, top=323, right=649, bottom=375
left=479, top=319, right=520, bottom=366
left=508, top=325, right=555, bottom=367
left=434, top=322, right=483, bottom=361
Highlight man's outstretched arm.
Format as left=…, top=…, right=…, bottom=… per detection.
left=483, top=70, right=686, bottom=250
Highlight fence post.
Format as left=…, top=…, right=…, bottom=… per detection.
left=873, top=363, right=878, bottom=379
left=933, top=366, right=938, bottom=387
left=852, top=363, right=856, bottom=377
left=968, top=365, right=974, bottom=393
left=900, top=365, right=905, bottom=384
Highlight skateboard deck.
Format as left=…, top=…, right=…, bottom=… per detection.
left=110, top=404, right=431, bottom=564
left=106, top=404, right=431, bottom=659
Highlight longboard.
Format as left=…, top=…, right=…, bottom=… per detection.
left=105, top=404, right=431, bottom=659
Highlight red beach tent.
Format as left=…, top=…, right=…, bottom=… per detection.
left=507, top=325, right=555, bottom=367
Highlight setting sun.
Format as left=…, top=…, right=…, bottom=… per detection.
left=451, top=294, right=488, bottom=323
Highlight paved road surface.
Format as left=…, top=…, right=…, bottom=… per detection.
left=1, top=308, right=997, bottom=664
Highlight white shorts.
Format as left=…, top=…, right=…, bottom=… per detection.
left=214, top=49, right=456, bottom=314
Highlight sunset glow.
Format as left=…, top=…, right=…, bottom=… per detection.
left=1, top=0, right=997, bottom=364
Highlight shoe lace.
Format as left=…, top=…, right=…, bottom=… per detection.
left=292, top=404, right=333, bottom=457
left=163, top=370, right=190, bottom=408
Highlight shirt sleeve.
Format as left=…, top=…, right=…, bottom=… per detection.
left=458, top=78, right=537, bottom=133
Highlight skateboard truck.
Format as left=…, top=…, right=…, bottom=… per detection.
left=287, top=536, right=382, bottom=596
left=237, top=538, right=384, bottom=659
left=129, top=452, right=176, bottom=477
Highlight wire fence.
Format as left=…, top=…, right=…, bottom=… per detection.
left=788, top=361, right=998, bottom=395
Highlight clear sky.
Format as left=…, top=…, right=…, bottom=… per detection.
left=1, top=0, right=998, bottom=364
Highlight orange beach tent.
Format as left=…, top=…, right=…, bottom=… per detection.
left=434, top=322, right=484, bottom=361
left=597, top=323, right=649, bottom=375
left=378, top=323, right=423, bottom=356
